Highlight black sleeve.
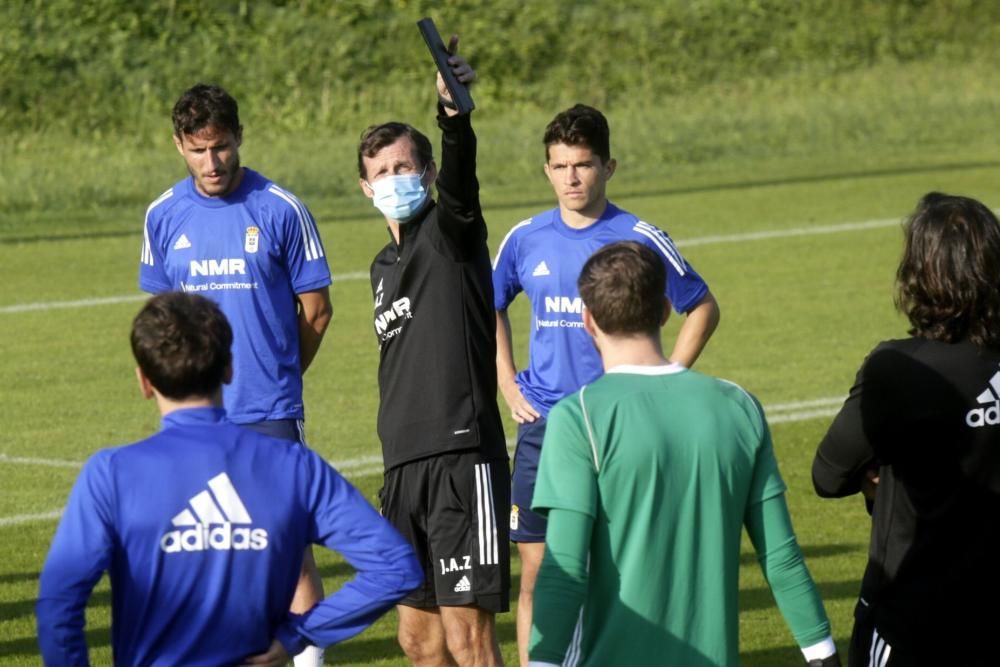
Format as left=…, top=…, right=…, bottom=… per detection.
left=433, top=110, right=486, bottom=256
left=812, top=352, right=878, bottom=498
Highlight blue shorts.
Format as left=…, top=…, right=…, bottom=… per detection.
left=511, top=418, right=547, bottom=542
left=240, top=419, right=305, bottom=444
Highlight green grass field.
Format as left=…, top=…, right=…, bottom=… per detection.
left=4, top=61, right=1000, bottom=664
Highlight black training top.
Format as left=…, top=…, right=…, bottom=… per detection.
left=369, top=111, right=506, bottom=471
left=813, top=337, right=1000, bottom=654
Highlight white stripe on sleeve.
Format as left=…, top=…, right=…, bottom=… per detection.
left=269, top=185, right=324, bottom=261
left=563, top=608, right=585, bottom=667
left=869, top=627, right=893, bottom=667
left=141, top=189, right=174, bottom=266
left=492, top=218, right=532, bottom=270
left=633, top=221, right=686, bottom=275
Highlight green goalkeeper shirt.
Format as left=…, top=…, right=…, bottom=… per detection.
left=529, top=364, right=832, bottom=666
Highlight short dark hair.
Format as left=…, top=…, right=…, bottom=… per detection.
left=130, top=292, right=233, bottom=400
left=543, top=104, right=611, bottom=164
left=578, top=241, right=667, bottom=337
left=357, top=122, right=434, bottom=179
left=896, top=192, right=1000, bottom=347
left=172, top=83, right=241, bottom=139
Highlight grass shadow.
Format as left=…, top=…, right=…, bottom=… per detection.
left=741, top=579, right=859, bottom=613
left=0, top=571, right=40, bottom=585
left=1, top=588, right=110, bottom=625
left=740, top=542, right=865, bottom=566
left=0, top=625, right=110, bottom=658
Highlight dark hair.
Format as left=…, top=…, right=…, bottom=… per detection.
left=543, top=104, right=611, bottom=164
left=130, top=292, right=233, bottom=400
left=578, top=241, right=667, bottom=337
left=357, top=122, right=434, bottom=179
left=896, top=192, right=1000, bottom=346
left=172, top=83, right=241, bottom=139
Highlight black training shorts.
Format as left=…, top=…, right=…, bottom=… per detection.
left=380, top=449, right=510, bottom=612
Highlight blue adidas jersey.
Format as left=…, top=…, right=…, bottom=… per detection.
left=37, top=407, right=422, bottom=666
left=492, top=203, right=708, bottom=415
left=139, top=169, right=331, bottom=424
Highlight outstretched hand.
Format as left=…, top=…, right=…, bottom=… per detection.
left=437, top=34, right=475, bottom=114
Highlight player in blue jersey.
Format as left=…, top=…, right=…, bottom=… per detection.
left=491, top=104, right=721, bottom=664
left=138, top=84, right=332, bottom=666
left=36, top=292, right=422, bottom=666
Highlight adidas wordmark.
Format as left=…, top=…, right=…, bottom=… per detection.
left=160, top=472, right=268, bottom=553
left=454, top=575, right=472, bottom=593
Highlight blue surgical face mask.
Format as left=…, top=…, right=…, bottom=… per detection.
left=366, top=168, right=429, bottom=222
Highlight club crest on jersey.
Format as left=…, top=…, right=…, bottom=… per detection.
left=245, top=226, right=260, bottom=253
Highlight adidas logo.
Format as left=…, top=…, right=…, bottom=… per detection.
left=966, top=368, right=1000, bottom=427
left=160, top=472, right=268, bottom=553
left=454, top=575, right=471, bottom=593
left=532, top=261, right=551, bottom=277
left=173, top=234, right=192, bottom=250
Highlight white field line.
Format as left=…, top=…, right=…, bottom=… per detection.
left=0, top=396, right=846, bottom=528
left=0, top=453, right=83, bottom=468
left=674, top=218, right=898, bottom=248
left=0, top=509, right=64, bottom=527
left=766, top=397, right=845, bottom=411
left=0, top=218, right=899, bottom=315
left=768, top=407, right=843, bottom=424
left=0, top=271, right=370, bottom=314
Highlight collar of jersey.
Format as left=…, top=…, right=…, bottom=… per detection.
left=387, top=200, right=435, bottom=249
left=161, top=406, right=228, bottom=429
left=549, top=202, right=620, bottom=239
left=606, top=362, right=686, bottom=376
left=185, top=168, right=256, bottom=208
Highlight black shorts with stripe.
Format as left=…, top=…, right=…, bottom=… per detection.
left=380, top=449, right=510, bottom=612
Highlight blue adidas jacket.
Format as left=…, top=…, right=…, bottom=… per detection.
left=36, top=407, right=422, bottom=666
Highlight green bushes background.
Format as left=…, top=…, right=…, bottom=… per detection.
left=3, top=0, right=999, bottom=135
left=2, top=0, right=999, bottom=237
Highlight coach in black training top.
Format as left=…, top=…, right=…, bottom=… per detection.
left=355, top=36, right=509, bottom=667
left=813, top=192, right=1000, bottom=667
left=364, top=106, right=504, bottom=469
